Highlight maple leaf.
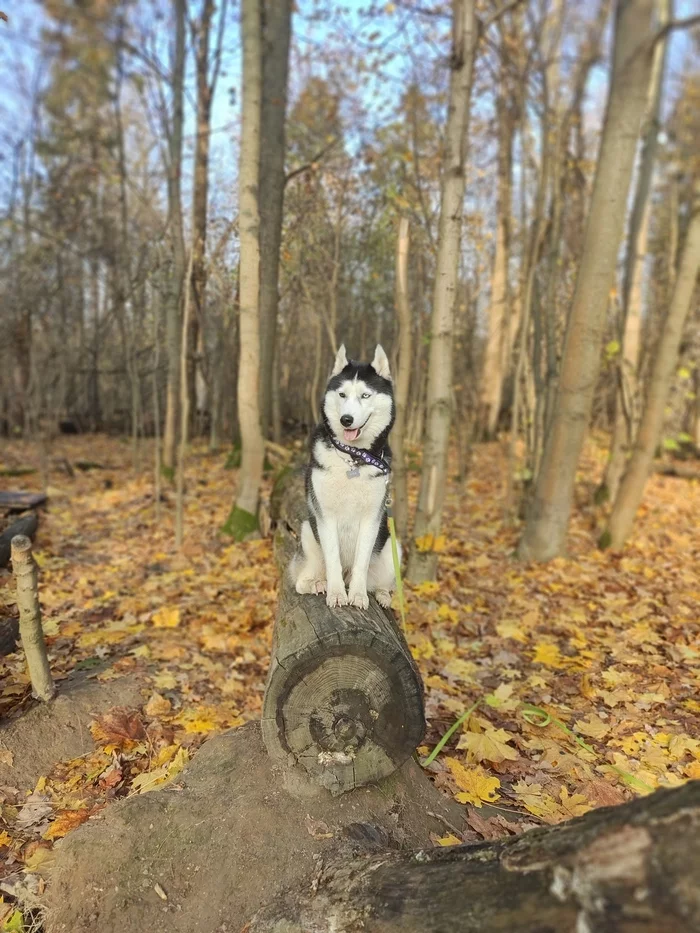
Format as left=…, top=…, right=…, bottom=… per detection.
left=145, top=693, right=172, bottom=717
left=495, top=620, right=527, bottom=643
left=90, top=707, right=146, bottom=749
left=557, top=787, right=592, bottom=819
left=43, top=808, right=91, bottom=841
left=574, top=714, right=609, bottom=739
left=457, top=728, right=518, bottom=764
left=485, top=683, right=519, bottom=712
left=151, top=606, right=181, bottom=628
left=444, top=758, right=501, bottom=807
left=532, top=642, right=566, bottom=668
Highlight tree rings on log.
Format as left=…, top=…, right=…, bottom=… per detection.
left=262, top=586, right=425, bottom=795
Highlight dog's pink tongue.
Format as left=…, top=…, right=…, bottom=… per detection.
left=343, top=427, right=360, bottom=442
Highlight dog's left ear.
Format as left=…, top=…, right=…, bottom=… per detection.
left=371, top=345, right=392, bottom=381
left=331, top=344, right=349, bottom=376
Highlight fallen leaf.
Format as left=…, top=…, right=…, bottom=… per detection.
left=90, top=707, right=146, bottom=749
left=457, top=728, right=519, bottom=764
left=43, top=808, right=90, bottom=841
left=151, top=606, right=181, bottom=628
left=444, top=758, right=501, bottom=807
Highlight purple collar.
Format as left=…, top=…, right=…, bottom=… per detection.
left=329, top=435, right=390, bottom=475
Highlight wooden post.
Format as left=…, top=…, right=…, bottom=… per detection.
left=262, top=472, right=425, bottom=795
left=11, top=535, right=55, bottom=701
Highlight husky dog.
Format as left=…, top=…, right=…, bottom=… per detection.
left=293, top=344, right=397, bottom=611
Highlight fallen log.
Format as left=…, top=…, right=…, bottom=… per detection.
left=0, top=492, right=47, bottom=513
left=262, top=470, right=425, bottom=794
left=0, top=511, right=38, bottom=569
left=251, top=779, right=700, bottom=933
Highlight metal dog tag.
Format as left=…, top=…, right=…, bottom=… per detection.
left=346, top=467, right=361, bottom=479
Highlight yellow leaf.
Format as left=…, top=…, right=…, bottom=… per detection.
left=151, top=607, right=181, bottom=628
left=153, top=671, right=178, bottom=690
left=532, top=642, right=565, bottom=668
left=130, top=747, right=189, bottom=795
left=43, top=808, right=90, bottom=841
left=413, top=534, right=447, bottom=553
left=145, top=693, right=172, bottom=718
left=0, top=831, right=12, bottom=848
left=495, top=620, right=527, bottom=643
left=485, top=683, right=519, bottom=712
left=445, top=758, right=501, bottom=807
left=457, top=728, right=518, bottom=764
left=574, top=714, right=609, bottom=740
left=443, top=658, right=476, bottom=683
left=413, top=581, right=440, bottom=598
left=23, top=846, right=55, bottom=874
left=437, top=604, right=458, bottom=624
left=435, top=833, right=462, bottom=846
left=558, top=787, right=591, bottom=819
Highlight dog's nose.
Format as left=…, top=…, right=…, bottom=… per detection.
left=340, top=414, right=354, bottom=428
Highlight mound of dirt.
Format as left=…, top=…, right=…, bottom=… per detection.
left=46, top=721, right=464, bottom=933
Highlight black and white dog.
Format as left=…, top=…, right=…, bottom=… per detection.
left=293, top=344, right=397, bottom=610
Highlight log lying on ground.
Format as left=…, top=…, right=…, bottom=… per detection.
left=0, top=511, right=38, bottom=569
left=262, top=470, right=425, bottom=794
left=251, top=779, right=700, bottom=933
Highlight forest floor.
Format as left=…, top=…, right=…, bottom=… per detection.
left=0, top=434, right=699, bottom=916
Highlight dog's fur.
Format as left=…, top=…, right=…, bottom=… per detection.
left=293, top=344, right=397, bottom=610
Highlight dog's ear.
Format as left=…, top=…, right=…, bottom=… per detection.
left=331, top=344, right=348, bottom=376
left=371, top=345, right=391, bottom=381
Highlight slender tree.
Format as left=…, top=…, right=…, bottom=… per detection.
left=518, top=0, right=656, bottom=562
left=259, top=0, right=293, bottom=439
left=223, top=0, right=265, bottom=539
left=407, top=0, right=477, bottom=584
left=392, top=216, right=412, bottom=540
left=604, top=179, right=700, bottom=549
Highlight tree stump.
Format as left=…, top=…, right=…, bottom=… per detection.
left=262, top=471, right=425, bottom=794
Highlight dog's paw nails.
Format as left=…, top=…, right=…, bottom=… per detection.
left=312, top=580, right=327, bottom=595
left=374, top=589, right=392, bottom=609
left=348, top=590, right=369, bottom=610
left=326, top=589, right=348, bottom=608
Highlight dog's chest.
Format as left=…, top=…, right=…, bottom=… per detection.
left=311, top=442, right=386, bottom=518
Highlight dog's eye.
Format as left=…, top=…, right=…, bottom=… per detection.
left=338, top=392, right=346, bottom=398
left=361, top=393, right=371, bottom=399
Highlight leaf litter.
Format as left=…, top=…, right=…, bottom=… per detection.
left=0, top=434, right=697, bottom=894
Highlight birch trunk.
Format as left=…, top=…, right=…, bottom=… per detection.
left=604, top=180, right=700, bottom=549
left=602, top=0, right=672, bottom=500
left=392, top=217, right=412, bottom=540
left=223, top=0, right=264, bottom=540
left=518, top=0, right=656, bottom=562
left=163, top=0, right=188, bottom=473
left=406, top=0, right=477, bottom=584
left=258, top=0, right=292, bottom=438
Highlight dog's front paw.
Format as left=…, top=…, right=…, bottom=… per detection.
left=326, top=587, right=348, bottom=608
left=374, top=589, right=392, bottom=609
left=348, top=587, right=369, bottom=610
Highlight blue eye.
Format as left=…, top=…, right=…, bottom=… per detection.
left=338, top=392, right=346, bottom=398
left=362, top=393, right=371, bottom=399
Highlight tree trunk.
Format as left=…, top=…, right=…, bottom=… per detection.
left=251, top=780, right=700, bottom=933
left=258, top=0, right=292, bottom=438
left=407, top=0, right=477, bottom=584
left=223, top=0, right=265, bottom=540
left=603, top=0, right=672, bottom=500
left=189, top=0, right=215, bottom=438
left=262, top=471, right=425, bottom=796
left=604, top=179, right=700, bottom=549
left=11, top=535, right=55, bottom=702
left=391, top=217, right=412, bottom=540
left=162, top=0, right=188, bottom=473
left=518, top=0, right=656, bottom=562
left=481, top=77, right=513, bottom=440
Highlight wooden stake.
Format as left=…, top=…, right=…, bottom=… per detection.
left=11, top=535, right=55, bottom=701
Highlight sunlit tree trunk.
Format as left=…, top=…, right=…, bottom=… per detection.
left=259, top=0, right=292, bottom=438
left=481, top=62, right=514, bottom=439
left=602, top=0, right=672, bottom=500
left=163, top=0, right=187, bottom=473
left=223, top=0, right=264, bottom=540
left=406, top=0, right=476, bottom=584
left=604, top=180, right=700, bottom=549
left=518, top=0, right=656, bottom=562
left=392, top=217, right=412, bottom=540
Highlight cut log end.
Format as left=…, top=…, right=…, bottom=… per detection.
left=10, top=534, right=33, bottom=562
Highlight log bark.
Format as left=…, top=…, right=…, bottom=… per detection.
left=251, top=780, right=700, bottom=933
left=0, top=511, right=38, bottom=569
left=262, top=472, right=425, bottom=795
left=10, top=534, right=55, bottom=702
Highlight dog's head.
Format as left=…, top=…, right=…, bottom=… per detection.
left=323, top=345, right=394, bottom=449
